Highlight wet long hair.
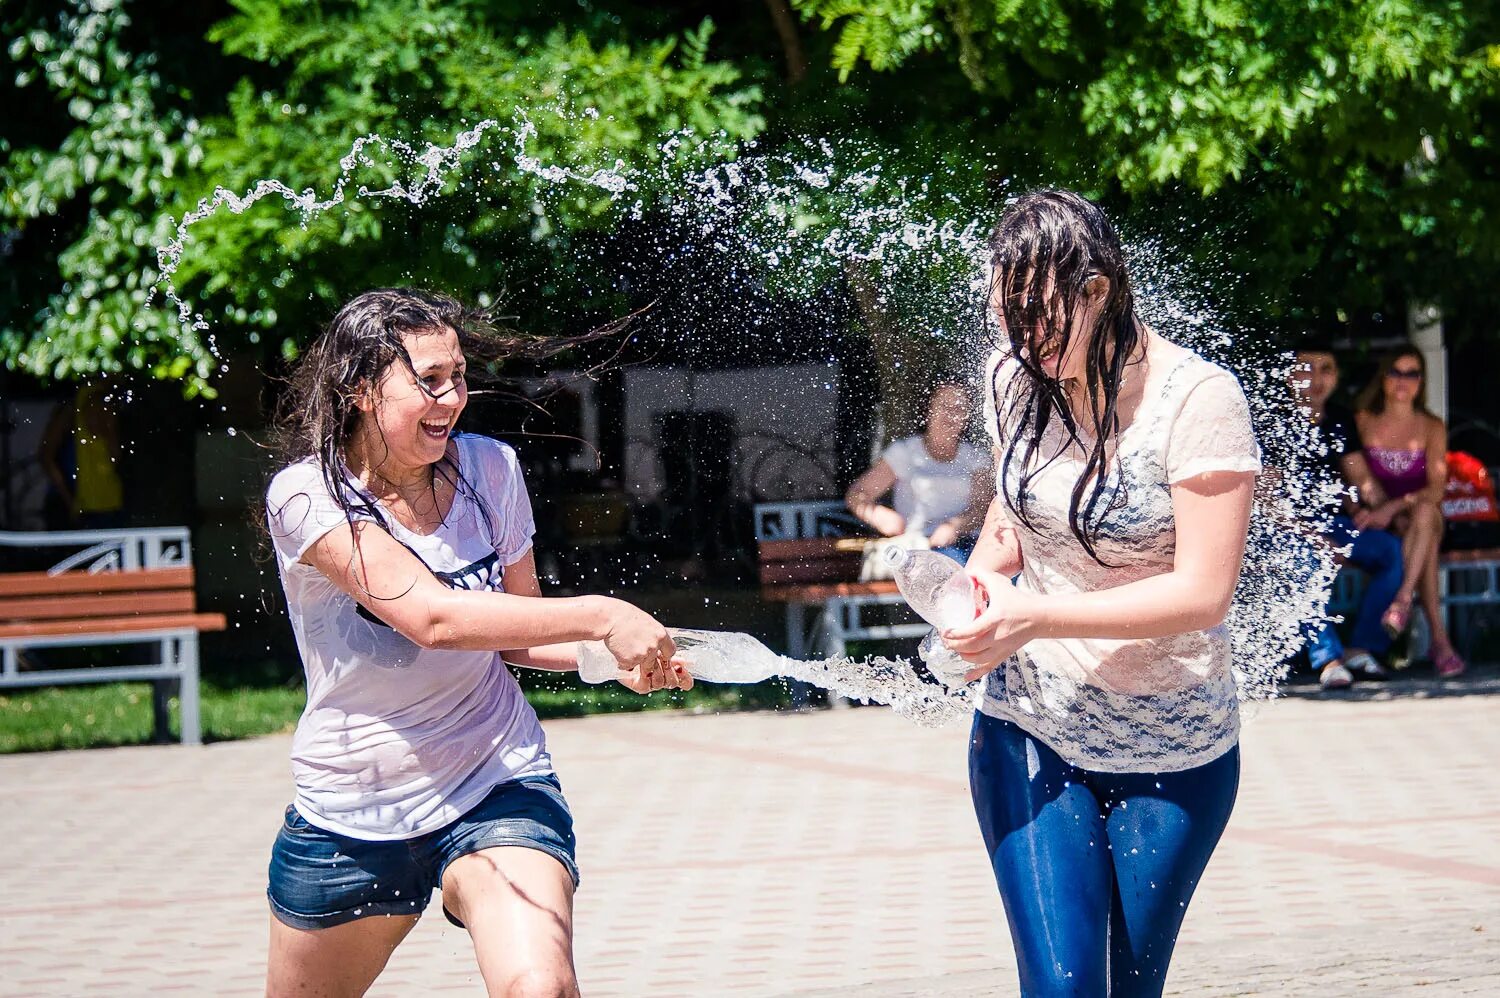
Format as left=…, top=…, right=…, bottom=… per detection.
left=271, top=287, right=615, bottom=536
left=1355, top=345, right=1433, bottom=418
left=987, top=190, right=1143, bottom=563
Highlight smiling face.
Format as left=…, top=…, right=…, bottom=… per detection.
left=1292, top=350, right=1339, bottom=409
left=356, top=325, right=468, bottom=477
left=989, top=269, right=1103, bottom=383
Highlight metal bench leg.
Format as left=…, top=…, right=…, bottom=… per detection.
left=150, top=638, right=176, bottom=743
left=785, top=602, right=810, bottom=709
left=822, top=600, right=851, bottom=710
left=178, top=636, right=202, bottom=746
left=151, top=678, right=176, bottom=743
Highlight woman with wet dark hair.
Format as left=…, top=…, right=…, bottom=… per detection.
left=941, top=191, right=1261, bottom=996
left=261, top=288, right=689, bottom=996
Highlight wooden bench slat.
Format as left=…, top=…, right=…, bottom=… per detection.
left=0, top=612, right=227, bottom=639
left=758, top=537, right=870, bottom=559
left=0, top=589, right=197, bottom=622
left=0, top=567, right=196, bottom=598
left=760, top=558, right=864, bottom=585
left=762, top=580, right=900, bottom=602
left=1440, top=546, right=1500, bottom=565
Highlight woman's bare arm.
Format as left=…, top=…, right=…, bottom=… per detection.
left=1413, top=418, right=1449, bottom=506
left=965, top=494, right=1023, bottom=577
left=844, top=459, right=906, bottom=536
left=944, top=470, right=1255, bottom=673
left=302, top=520, right=674, bottom=668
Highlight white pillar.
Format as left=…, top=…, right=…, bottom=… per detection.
left=1408, top=303, right=1447, bottom=422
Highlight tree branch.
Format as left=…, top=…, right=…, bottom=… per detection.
left=763, top=0, right=808, bottom=86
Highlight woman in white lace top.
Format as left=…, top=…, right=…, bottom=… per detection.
left=940, top=191, right=1261, bottom=997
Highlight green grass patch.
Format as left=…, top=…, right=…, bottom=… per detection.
left=0, top=682, right=307, bottom=753
left=0, top=674, right=802, bottom=753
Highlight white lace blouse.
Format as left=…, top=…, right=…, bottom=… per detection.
left=979, top=340, right=1263, bottom=773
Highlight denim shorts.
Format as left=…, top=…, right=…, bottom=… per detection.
left=267, top=773, right=578, bottom=931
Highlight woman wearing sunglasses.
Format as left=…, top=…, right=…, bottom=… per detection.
left=1354, top=345, right=1465, bottom=677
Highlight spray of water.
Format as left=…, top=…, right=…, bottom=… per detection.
left=150, top=111, right=1337, bottom=716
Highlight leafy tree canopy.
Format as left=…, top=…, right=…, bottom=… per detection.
left=4, top=0, right=1500, bottom=396
left=792, top=0, right=1500, bottom=335
left=2, top=0, right=765, bottom=392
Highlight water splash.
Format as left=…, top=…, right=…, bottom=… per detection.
left=152, top=118, right=510, bottom=334
left=151, top=110, right=1337, bottom=710
left=580, top=628, right=974, bottom=728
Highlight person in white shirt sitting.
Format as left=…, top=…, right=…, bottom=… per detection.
left=844, top=382, right=993, bottom=562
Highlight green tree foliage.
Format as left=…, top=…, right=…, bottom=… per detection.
left=2, top=0, right=764, bottom=391
left=2, top=0, right=208, bottom=381
left=794, top=0, right=1500, bottom=333
left=6, top=0, right=1499, bottom=393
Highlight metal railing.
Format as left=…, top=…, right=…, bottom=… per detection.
left=0, top=527, right=192, bottom=574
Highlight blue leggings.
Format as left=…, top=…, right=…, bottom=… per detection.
left=969, top=713, right=1239, bottom=997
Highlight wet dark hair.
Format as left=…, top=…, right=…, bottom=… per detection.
left=1356, top=344, right=1431, bottom=417
left=270, top=286, right=616, bottom=544
left=986, top=189, right=1142, bottom=563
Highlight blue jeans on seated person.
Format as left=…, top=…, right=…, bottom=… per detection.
left=1306, top=515, right=1403, bottom=670
left=267, top=774, right=577, bottom=931
left=933, top=534, right=978, bottom=566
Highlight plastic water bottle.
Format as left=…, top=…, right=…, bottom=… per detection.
left=883, top=546, right=979, bottom=686
left=883, top=547, right=978, bottom=630
left=576, top=628, right=781, bottom=685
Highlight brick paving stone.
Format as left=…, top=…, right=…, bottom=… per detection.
left=2, top=689, right=1498, bottom=996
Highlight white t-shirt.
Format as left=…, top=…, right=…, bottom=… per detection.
left=266, top=433, right=553, bottom=840
left=980, top=342, right=1263, bottom=772
left=880, top=436, right=989, bottom=534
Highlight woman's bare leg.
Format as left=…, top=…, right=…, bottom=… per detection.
left=1391, top=508, right=1439, bottom=612
left=442, top=847, right=579, bottom=998
left=1413, top=506, right=1452, bottom=651
left=266, top=912, right=419, bottom=998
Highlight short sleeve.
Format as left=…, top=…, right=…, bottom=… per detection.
left=982, top=348, right=1026, bottom=450
left=880, top=437, right=918, bottom=479
left=1164, top=368, right=1263, bottom=484
left=471, top=437, right=535, bottom=565
left=981, top=349, right=1005, bottom=447
left=957, top=441, right=991, bottom=478
left=265, top=461, right=371, bottom=569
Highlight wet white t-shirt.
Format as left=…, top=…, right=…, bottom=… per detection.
left=980, top=342, right=1262, bottom=772
left=266, top=433, right=553, bottom=840
left=880, top=436, right=989, bottom=535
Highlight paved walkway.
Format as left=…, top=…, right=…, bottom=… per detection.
left=3, top=687, right=1498, bottom=996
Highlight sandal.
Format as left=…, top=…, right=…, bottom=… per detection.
left=1433, top=648, right=1467, bottom=679
left=1381, top=597, right=1412, bottom=639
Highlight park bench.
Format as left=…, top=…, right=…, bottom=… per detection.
left=756, top=502, right=1500, bottom=667
left=754, top=500, right=929, bottom=660
left=1327, top=545, right=1500, bottom=662
left=0, top=527, right=225, bottom=745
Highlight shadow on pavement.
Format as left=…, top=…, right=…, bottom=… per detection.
left=1279, top=659, right=1500, bottom=702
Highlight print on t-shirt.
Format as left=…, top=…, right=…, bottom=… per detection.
left=349, top=543, right=505, bottom=658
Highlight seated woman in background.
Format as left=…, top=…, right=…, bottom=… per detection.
left=844, top=381, right=992, bottom=562
left=1355, top=346, right=1465, bottom=677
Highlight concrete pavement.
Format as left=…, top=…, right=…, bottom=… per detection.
left=2, top=688, right=1497, bottom=996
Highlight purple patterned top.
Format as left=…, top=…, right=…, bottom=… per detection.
left=1365, top=446, right=1427, bottom=499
